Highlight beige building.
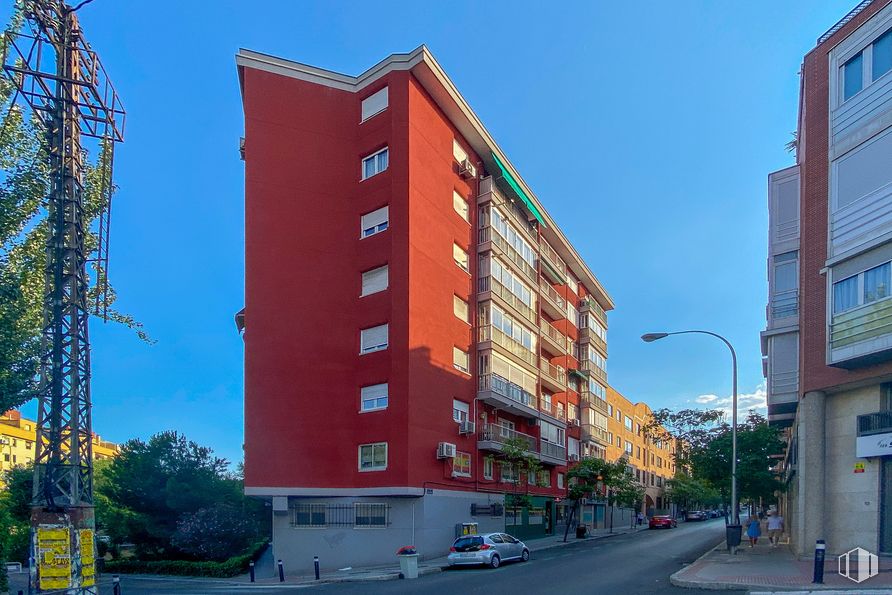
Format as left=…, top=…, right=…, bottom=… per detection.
left=0, top=410, right=120, bottom=487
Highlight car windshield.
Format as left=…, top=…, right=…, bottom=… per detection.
left=653, top=515, right=670, bottom=519
left=453, top=536, right=484, bottom=551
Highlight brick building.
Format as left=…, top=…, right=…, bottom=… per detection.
left=763, top=0, right=892, bottom=557
left=236, top=46, right=614, bottom=569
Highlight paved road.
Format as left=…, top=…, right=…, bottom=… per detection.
left=7, top=518, right=743, bottom=594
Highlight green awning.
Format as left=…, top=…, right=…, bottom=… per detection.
left=491, top=151, right=546, bottom=228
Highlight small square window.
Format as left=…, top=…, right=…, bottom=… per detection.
left=360, top=324, right=388, bottom=354
left=453, top=295, right=469, bottom=323
left=361, top=383, right=388, bottom=412
left=453, top=452, right=471, bottom=477
left=453, top=190, right=469, bottom=222
left=453, top=399, right=469, bottom=423
left=359, top=443, right=387, bottom=471
left=453, top=347, right=470, bottom=374
left=843, top=52, right=863, bottom=101
left=453, top=243, right=469, bottom=273
left=361, top=206, right=389, bottom=238
left=354, top=503, right=388, bottom=528
left=362, top=148, right=389, bottom=180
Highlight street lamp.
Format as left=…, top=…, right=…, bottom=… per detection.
left=641, top=330, right=739, bottom=530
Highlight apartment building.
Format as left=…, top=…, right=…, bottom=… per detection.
left=0, top=410, right=119, bottom=487
left=763, top=0, right=892, bottom=557
left=237, top=46, right=613, bottom=569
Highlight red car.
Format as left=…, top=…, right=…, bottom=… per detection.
left=649, top=515, right=678, bottom=529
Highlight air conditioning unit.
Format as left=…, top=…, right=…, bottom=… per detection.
left=437, top=442, right=457, bottom=459
left=458, top=158, right=477, bottom=179
left=459, top=420, right=476, bottom=435
left=569, top=454, right=580, bottom=462
left=571, top=419, right=581, bottom=427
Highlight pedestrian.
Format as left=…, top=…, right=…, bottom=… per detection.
left=767, top=511, right=784, bottom=547
left=636, top=511, right=644, bottom=526
left=746, top=515, right=762, bottom=547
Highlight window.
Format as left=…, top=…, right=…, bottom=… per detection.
left=354, top=503, right=388, bottom=528
left=453, top=139, right=468, bottom=163
left=834, top=275, right=859, bottom=314
left=361, top=265, right=388, bottom=296
left=624, top=416, right=633, bottom=431
left=615, top=436, right=621, bottom=447
left=501, top=463, right=518, bottom=483
left=607, top=404, right=613, bottom=416
left=359, top=443, right=387, bottom=471
left=557, top=473, right=564, bottom=490
left=608, top=432, right=613, bottom=444
left=361, top=87, right=388, bottom=121
left=541, top=421, right=565, bottom=446
left=568, top=403, right=578, bottom=422
left=487, top=257, right=534, bottom=309
left=360, top=383, right=388, bottom=412
left=556, top=402, right=565, bottom=421
left=616, top=409, right=622, bottom=422
left=453, top=399, right=469, bottom=423
left=484, top=303, right=536, bottom=353
left=453, top=295, right=469, bottom=323
left=453, top=452, right=471, bottom=477
left=453, top=243, right=469, bottom=272
left=483, top=457, right=493, bottom=480
left=361, top=206, right=389, bottom=238
left=292, top=503, right=326, bottom=527
left=361, top=147, right=388, bottom=180
left=537, top=470, right=551, bottom=487
left=360, top=324, right=388, bottom=354
left=875, top=29, right=892, bottom=82
left=498, top=419, right=516, bottom=438
left=453, top=190, right=469, bottom=222
left=843, top=52, right=863, bottom=101
left=541, top=393, right=552, bottom=413
left=864, top=262, right=891, bottom=304
left=625, top=441, right=633, bottom=455
left=453, top=347, right=470, bottom=374
left=490, top=208, right=535, bottom=268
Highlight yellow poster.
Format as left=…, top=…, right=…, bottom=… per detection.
left=80, top=529, right=96, bottom=587
left=37, top=526, right=71, bottom=590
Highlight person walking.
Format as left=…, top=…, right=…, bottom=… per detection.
left=636, top=511, right=644, bottom=526
left=746, top=515, right=762, bottom=547
left=767, top=511, right=784, bottom=547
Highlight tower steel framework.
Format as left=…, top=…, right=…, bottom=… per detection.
left=2, top=0, right=123, bottom=592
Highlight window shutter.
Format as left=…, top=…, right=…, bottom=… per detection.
left=361, top=206, right=388, bottom=235
left=361, top=324, right=388, bottom=352
left=361, top=383, right=387, bottom=401
left=361, top=87, right=388, bottom=121
left=362, top=265, right=389, bottom=296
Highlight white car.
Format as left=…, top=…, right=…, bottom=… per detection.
left=447, top=533, right=530, bottom=568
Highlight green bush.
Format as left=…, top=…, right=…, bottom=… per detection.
left=103, top=540, right=267, bottom=578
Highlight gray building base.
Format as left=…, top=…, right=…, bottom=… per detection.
left=269, top=489, right=505, bottom=573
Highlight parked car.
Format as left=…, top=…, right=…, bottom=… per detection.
left=685, top=510, right=707, bottom=521
left=447, top=533, right=530, bottom=568
left=649, top=514, right=678, bottom=529
left=709, top=510, right=720, bottom=518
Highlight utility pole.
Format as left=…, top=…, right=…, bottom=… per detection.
left=2, top=1, right=124, bottom=593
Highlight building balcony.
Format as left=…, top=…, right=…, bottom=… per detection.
left=539, top=277, right=565, bottom=320
left=479, top=275, right=537, bottom=326
left=477, top=177, right=538, bottom=245
left=539, top=238, right=567, bottom=285
left=578, top=326, right=608, bottom=356
left=539, top=358, right=567, bottom=392
left=478, top=423, right=537, bottom=455
left=829, top=298, right=892, bottom=368
left=576, top=360, right=608, bottom=383
left=580, top=391, right=609, bottom=415
left=581, top=423, right=609, bottom=446
left=477, top=373, right=538, bottom=419
left=478, top=225, right=538, bottom=283
left=579, top=296, right=607, bottom=326
left=540, top=320, right=569, bottom=356
left=478, top=324, right=538, bottom=370
left=539, top=440, right=567, bottom=466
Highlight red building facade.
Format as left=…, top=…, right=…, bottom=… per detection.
left=238, top=46, right=613, bottom=569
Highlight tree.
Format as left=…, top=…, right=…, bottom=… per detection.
left=0, top=11, right=150, bottom=413
left=644, top=408, right=725, bottom=470
left=562, top=457, right=643, bottom=541
left=665, top=473, right=720, bottom=510
left=171, top=504, right=254, bottom=561
left=498, top=437, right=542, bottom=513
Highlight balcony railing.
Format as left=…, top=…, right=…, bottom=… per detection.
left=858, top=411, right=892, bottom=436
left=479, top=275, right=537, bottom=324
left=581, top=391, right=609, bottom=415
left=581, top=423, right=609, bottom=445
left=539, top=440, right=567, bottom=462
left=540, top=320, right=569, bottom=354
left=578, top=326, right=608, bottom=355
left=479, top=226, right=537, bottom=281
left=580, top=296, right=607, bottom=325
left=539, top=238, right=567, bottom=282
left=479, top=423, right=537, bottom=452
left=539, top=358, right=567, bottom=387
left=479, top=325, right=538, bottom=368
left=770, top=290, right=799, bottom=320
left=478, top=373, right=538, bottom=410
left=539, top=277, right=566, bottom=313
left=580, top=359, right=608, bottom=383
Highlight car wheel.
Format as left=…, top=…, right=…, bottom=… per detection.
left=520, top=549, right=530, bottom=562
left=490, top=554, right=501, bottom=569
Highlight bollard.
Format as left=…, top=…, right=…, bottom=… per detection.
left=249, top=560, right=255, bottom=583
left=278, top=559, right=285, bottom=582
left=112, top=574, right=121, bottom=595
left=812, top=539, right=826, bottom=584
left=314, top=556, right=320, bottom=580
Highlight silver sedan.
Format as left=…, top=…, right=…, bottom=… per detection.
left=447, top=533, right=530, bottom=568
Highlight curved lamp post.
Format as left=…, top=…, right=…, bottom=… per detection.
left=641, top=330, right=739, bottom=530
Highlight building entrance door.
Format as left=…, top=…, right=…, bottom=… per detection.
left=881, top=457, right=892, bottom=554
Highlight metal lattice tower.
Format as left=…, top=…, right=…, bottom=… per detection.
left=2, top=0, right=123, bottom=591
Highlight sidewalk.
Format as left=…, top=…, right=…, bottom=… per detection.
left=671, top=537, right=892, bottom=592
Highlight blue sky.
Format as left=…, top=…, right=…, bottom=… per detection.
left=6, top=1, right=851, bottom=464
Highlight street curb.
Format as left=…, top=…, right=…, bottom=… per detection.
left=669, top=543, right=892, bottom=592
